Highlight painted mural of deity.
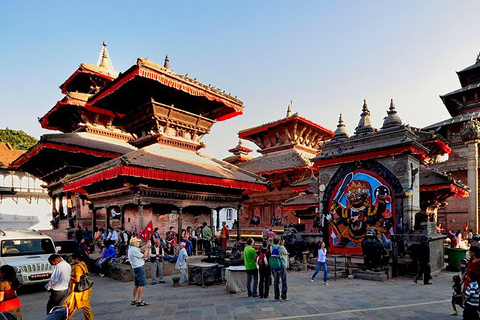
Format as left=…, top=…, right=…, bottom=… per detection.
left=326, top=170, right=395, bottom=254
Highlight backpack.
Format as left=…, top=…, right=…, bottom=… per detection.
left=269, top=246, right=283, bottom=270
left=257, top=253, right=269, bottom=270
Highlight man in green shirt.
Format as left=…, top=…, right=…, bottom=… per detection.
left=201, top=222, right=212, bottom=258
left=244, top=238, right=258, bottom=297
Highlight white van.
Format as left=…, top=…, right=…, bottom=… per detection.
left=0, top=230, right=61, bottom=285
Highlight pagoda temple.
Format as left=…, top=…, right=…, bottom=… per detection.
left=10, top=43, right=266, bottom=240
left=424, top=51, right=480, bottom=233
left=224, top=104, right=333, bottom=233
left=312, top=99, right=468, bottom=260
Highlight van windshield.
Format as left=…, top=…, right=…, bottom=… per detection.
left=1, top=239, right=56, bottom=257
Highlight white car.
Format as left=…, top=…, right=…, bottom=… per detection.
left=0, top=230, right=61, bottom=285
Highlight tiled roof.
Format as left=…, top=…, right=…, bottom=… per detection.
left=283, top=193, right=319, bottom=206
left=0, top=143, right=24, bottom=168
left=422, top=111, right=480, bottom=131
left=65, top=144, right=265, bottom=186
left=314, top=126, right=426, bottom=162
left=39, top=132, right=136, bottom=154
left=238, top=149, right=313, bottom=174
left=420, top=165, right=466, bottom=189
left=239, top=113, right=333, bottom=139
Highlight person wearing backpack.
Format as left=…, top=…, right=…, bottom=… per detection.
left=256, top=248, right=270, bottom=299
left=243, top=238, right=259, bottom=297
left=270, top=238, right=289, bottom=301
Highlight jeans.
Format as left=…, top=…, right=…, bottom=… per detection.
left=150, top=260, right=164, bottom=282
left=272, top=268, right=287, bottom=300
left=312, top=261, right=328, bottom=282
left=182, top=240, right=192, bottom=255
left=164, top=255, right=178, bottom=262
left=246, top=269, right=258, bottom=297
left=96, top=258, right=109, bottom=274
left=259, top=269, right=270, bottom=298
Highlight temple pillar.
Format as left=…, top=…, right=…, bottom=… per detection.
left=237, top=204, right=242, bottom=241
left=138, top=197, right=144, bottom=230
left=210, top=208, right=215, bottom=231
left=216, top=207, right=221, bottom=229
left=403, top=160, right=421, bottom=232
left=462, top=118, right=480, bottom=234
left=466, top=141, right=479, bottom=233
left=52, top=195, right=57, bottom=218
left=58, top=195, right=64, bottom=218
left=121, top=205, right=126, bottom=229
left=178, top=207, right=183, bottom=243
left=66, top=193, right=73, bottom=220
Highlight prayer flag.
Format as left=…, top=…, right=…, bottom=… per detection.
left=403, top=187, right=414, bottom=197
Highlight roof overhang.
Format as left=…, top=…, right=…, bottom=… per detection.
left=314, top=145, right=428, bottom=168
left=87, top=58, right=243, bottom=122
left=63, top=165, right=267, bottom=194
left=60, top=63, right=117, bottom=94
left=239, top=115, right=333, bottom=140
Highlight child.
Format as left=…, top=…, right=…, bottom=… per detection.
left=451, top=275, right=463, bottom=316
left=463, top=271, right=479, bottom=320
left=257, top=248, right=270, bottom=299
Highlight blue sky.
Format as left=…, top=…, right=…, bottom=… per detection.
left=1, top=1, right=479, bottom=159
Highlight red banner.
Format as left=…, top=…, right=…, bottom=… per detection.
left=139, top=221, right=154, bottom=242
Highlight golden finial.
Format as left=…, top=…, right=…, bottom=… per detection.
left=98, top=41, right=115, bottom=73
left=286, top=100, right=292, bottom=117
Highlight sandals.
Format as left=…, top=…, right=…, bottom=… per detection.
left=131, top=300, right=137, bottom=306
left=136, top=301, right=149, bottom=307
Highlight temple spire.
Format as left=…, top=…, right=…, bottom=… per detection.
left=476, top=50, right=480, bottom=64
left=286, top=100, right=292, bottom=117
left=354, top=99, right=376, bottom=135
left=382, top=98, right=403, bottom=129
left=97, top=41, right=115, bottom=73
left=164, top=55, right=171, bottom=69
left=332, top=113, right=349, bottom=141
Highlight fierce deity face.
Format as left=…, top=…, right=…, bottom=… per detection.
left=345, top=181, right=371, bottom=209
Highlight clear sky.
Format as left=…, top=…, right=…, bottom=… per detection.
left=1, top=1, right=479, bottom=159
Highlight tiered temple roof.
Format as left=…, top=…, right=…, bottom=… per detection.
left=237, top=107, right=333, bottom=175
left=440, top=52, right=480, bottom=117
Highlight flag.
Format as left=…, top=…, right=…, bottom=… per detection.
left=403, top=187, right=414, bottom=197
left=141, top=221, right=154, bottom=242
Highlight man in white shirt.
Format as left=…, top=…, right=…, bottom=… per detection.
left=45, top=254, right=71, bottom=314
left=106, top=227, right=119, bottom=244
left=128, top=237, right=150, bottom=306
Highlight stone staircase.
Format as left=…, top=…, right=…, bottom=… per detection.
left=307, top=254, right=390, bottom=281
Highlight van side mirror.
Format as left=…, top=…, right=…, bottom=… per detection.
left=56, top=246, right=62, bottom=252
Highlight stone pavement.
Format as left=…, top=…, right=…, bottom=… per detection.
left=21, top=268, right=457, bottom=320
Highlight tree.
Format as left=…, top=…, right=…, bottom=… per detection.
left=0, top=128, right=38, bottom=150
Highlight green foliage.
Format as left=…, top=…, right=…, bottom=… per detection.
left=0, top=128, right=38, bottom=150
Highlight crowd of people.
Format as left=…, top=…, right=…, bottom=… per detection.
left=242, top=237, right=291, bottom=300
